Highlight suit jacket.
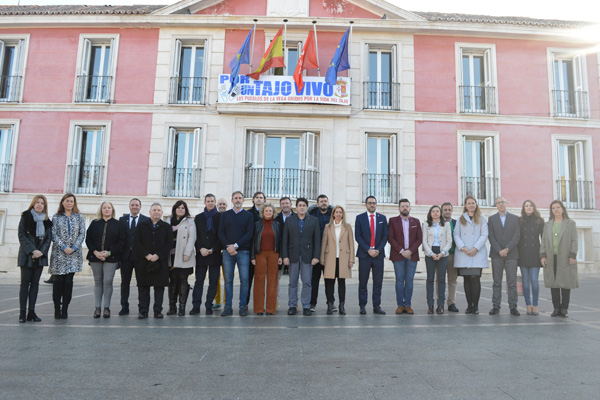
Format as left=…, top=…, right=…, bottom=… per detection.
left=488, top=212, right=520, bottom=260
left=388, top=215, right=423, bottom=262
left=194, top=211, right=222, bottom=266
left=281, top=214, right=321, bottom=264
left=354, top=212, right=388, bottom=259
left=119, top=213, right=150, bottom=261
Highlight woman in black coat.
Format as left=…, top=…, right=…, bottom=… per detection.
left=17, top=195, right=53, bottom=323
left=134, top=202, right=173, bottom=319
left=86, top=201, right=127, bottom=319
left=517, top=200, right=545, bottom=316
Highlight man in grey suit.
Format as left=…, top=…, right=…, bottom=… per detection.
left=488, top=197, right=521, bottom=316
left=281, top=197, right=321, bottom=316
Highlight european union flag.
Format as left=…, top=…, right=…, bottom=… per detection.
left=229, top=26, right=254, bottom=94
left=325, top=28, right=350, bottom=87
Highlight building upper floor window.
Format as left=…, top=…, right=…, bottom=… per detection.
left=0, top=38, right=27, bottom=103
left=274, top=41, right=302, bottom=76
left=553, top=136, right=594, bottom=209
left=364, top=44, right=400, bottom=110
left=163, top=127, right=202, bottom=197
left=245, top=131, right=319, bottom=199
left=363, top=133, right=400, bottom=204
left=456, top=43, right=497, bottom=114
left=0, top=122, right=17, bottom=192
left=74, top=35, right=119, bottom=103
left=66, top=122, right=110, bottom=195
left=170, top=39, right=207, bottom=105
left=459, top=131, right=500, bottom=207
left=549, top=50, right=589, bottom=118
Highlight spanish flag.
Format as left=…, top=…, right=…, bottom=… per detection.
left=248, top=26, right=285, bottom=80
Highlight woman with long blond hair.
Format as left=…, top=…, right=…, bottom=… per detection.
left=17, top=195, right=53, bottom=323
left=453, top=195, right=489, bottom=314
left=85, top=201, right=127, bottom=318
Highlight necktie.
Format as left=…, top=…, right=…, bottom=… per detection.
left=369, top=214, right=375, bottom=248
left=131, top=216, right=138, bottom=231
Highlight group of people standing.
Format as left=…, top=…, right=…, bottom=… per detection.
left=16, top=191, right=579, bottom=323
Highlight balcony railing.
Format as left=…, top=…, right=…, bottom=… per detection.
left=170, top=76, right=207, bottom=105
left=75, top=75, right=113, bottom=103
left=461, top=176, right=499, bottom=207
left=0, top=163, right=12, bottom=192
left=66, top=164, right=105, bottom=195
left=552, top=90, right=589, bottom=118
left=0, top=75, right=22, bottom=102
left=244, top=167, right=319, bottom=200
left=556, top=179, right=594, bottom=210
left=363, top=81, right=401, bottom=111
left=362, top=173, right=401, bottom=204
left=459, top=85, right=497, bottom=114
left=162, top=167, right=201, bottom=198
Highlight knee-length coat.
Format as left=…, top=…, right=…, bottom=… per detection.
left=540, top=218, right=578, bottom=289
left=134, top=219, right=173, bottom=287
left=49, top=213, right=86, bottom=275
left=320, top=221, right=355, bottom=279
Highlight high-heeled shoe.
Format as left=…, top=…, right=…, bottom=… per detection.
left=27, top=311, right=41, bottom=322
left=94, top=308, right=101, bottom=318
left=19, top=311, right=26, bottom=323
left=526, top=305, right=533, bottom=315
left=532, top=306, right=539, bottom=316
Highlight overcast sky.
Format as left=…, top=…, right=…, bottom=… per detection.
left=6, top=0, right=600, bottom=23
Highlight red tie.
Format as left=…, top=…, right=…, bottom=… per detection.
left=370, top=214, right=375, bottom=248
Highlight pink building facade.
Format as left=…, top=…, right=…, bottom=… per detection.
left=0, top=0, right=598, bottom=273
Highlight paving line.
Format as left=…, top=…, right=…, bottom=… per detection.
left=0, top=290, right=94, bottom=315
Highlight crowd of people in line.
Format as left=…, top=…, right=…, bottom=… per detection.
left=16, top=191, right=579, bottom=323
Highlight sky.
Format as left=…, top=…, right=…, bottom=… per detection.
left=5, top=0, right=600, bottom=23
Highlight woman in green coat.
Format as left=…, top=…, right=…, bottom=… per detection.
left=540, top=200, right=578, bottom=318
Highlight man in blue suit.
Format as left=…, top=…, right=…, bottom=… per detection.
left=355, top=196, right=388, bottom=315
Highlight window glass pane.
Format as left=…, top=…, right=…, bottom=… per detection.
left=367, top=137, right=378, bottom=173
left=369, top=52, right=377, bottom=81
left=284, top=137, right=300, bottom=169
left=265, top=137, right=281, bottom=169
left=81, top=130, right=102, bottom=165
left=564, top=60, right=573, bottom=91
left=90, top=46, right=102, bottom=76
left=558, top=144, right=567, bottom=178
left=0, top=128, right=11, bottom=164
left=462, top=55, right=470, bottom=86
left=464, top=140, right=483, bottom=178
left=175, top=132, right=193, bottom=169
left=287, top=48, right=298, bottom=76
left=179, top=47, right=192, bottom=78
left=2, top=46, right=16, bottom=76
left=102, top=47, right=111, bottom=75
left=193, top=47, right=204, bottom=77
left=380, top=138, right=389, bottom=174
left=380, top=52, right=391, bottom=83
left=472, top=56, right=483, bottom=86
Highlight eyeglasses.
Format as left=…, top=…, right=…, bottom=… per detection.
left=366, top=202, right=377, bottom=205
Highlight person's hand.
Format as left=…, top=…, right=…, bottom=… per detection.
left=401, top=250, right=412, bottom=259
left=200, top=248, right=209, bottom=257
left=64, top=247, right=74, bottom=255
left=32, top=250, right=43, bottom=259
left=311, top=258, right=319, bottom=266
left=432, top=253, right=440, bottom=261
left=226, top=245, right=237, bottom=256
left=569, top=257, right=576, bottom=265
left=368, top=249, right=379, bottom=258
left=348, top=262, right=354, bottom=269
left=150, top=254, right=159, bottom=262
left=145, top=254, right=153, bottom=261
left=283, top=257, right=290, bottom=266
left=499, top=248, right=509, bottom=257
left=278, top=258, right=283, bottom=265
left=251, top=259, right=256, bottom=265
left=183, top=255, right=190, bottom=262
left=541, top=257, right=547, bottom=267
left=466, top=248, right=478, bottom=257
left=461, top=247, right=470, bottom=255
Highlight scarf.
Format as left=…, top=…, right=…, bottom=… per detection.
left=170, top=215, right=183, bottom=226
left=30, top=209, right=46, bottom=238
left=204, top=206, right=218, bottom=233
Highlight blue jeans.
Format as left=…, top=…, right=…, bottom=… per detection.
left=520, top=266, right=540, bottom=306
left=222, top=250, right=250, bottom=309
left=393, top=259, right=418, bottom=307
left=425, top=256, right=448, bottom=307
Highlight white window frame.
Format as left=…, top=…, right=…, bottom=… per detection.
left=0, top=35, right=29, bottom=103
left=363, top=41, right=399, bottom=110
left=65, top=120, right=112, bottom=194
left=547, top=48, right=589, bottom=118
left=363, top=132, right=399, bottom=204
left=162, top=124, right=205, bottom=197
left=551, top=134, right=595, bottom=209
left=455, top=43, right=498, bottom=114
left=0, top=208, right=6, bottom=244
left=73, top=34, right=119, bottom=103
left=171, top=37, right=208, bottom=104
left=457, top=130, right=501, bottom=206
left=273, top=41, right=303, bottom=76
left=0, top=119, right=19, bottom=192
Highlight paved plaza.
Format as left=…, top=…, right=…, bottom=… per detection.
left=1, top=273, right=599, bottom=400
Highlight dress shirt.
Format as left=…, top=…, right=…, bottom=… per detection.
left=401, top=217, right=410, bottom=250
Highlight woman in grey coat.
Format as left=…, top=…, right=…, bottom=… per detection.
left=453, top=195, right=489, bottom=315
left=540, top=200, right=578, bottom=318
left=49, top=193, right=86, bottom=320
left=17, top=195, right=53, bottom=323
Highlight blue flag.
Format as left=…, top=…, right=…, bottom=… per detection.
left=325, top=28, right=351, bottom=87
left=228, top=26, right=254, bottom=94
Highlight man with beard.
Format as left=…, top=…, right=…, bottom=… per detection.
left=308, top=194, right=332, bottom=312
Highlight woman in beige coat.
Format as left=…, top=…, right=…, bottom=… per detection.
left=167, top=200, right=197, bottom=316
left=540, top=200, right=578, bottom=318
left=320, top=205, right=354, bottom=315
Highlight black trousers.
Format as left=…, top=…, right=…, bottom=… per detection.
left=138, top=286, right=165, bottom=314
left=551, top=255, right=571, bottom=309
left=120, top=259, right=135, bottom=308
left=168, top=268, right=192, bottom=305
left=192, top=264, right=220, bottom=310
left=19, top=266, right=43, bottom=311
left=246, top=262, right=255, bottom=306
left=52, top=273, right=75, bottom=307
left=324, top=259, right=346, bottom=304
left=310, top=263, right=325, bottom=306
left=463, top=275, right=481, bottom=308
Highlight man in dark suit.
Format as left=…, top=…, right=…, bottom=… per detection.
left=488, top=196, right=521, bottom=316
left=281, top=197, right=321, bottom=316
left=388, top=199, right=423, bottom=315
left=190, top=193, right=222, bottom=316
left=118, top=198, right=149, bottom=316
left=246, top=191, right=265, bottom=306
left=355, top=196, right=388, bottom=315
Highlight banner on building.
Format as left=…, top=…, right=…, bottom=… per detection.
left=218, top=74, right=350, bottom=105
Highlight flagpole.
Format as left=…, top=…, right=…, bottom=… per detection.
left=283, top=19, right=288, bottom=74
left=349, top=21, right=354, bottom=62
left=312, top=21, right=321, bottom=77
left=249, top=19, right=257, bottom=74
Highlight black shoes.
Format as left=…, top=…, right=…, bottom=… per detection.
left=166, top=304, right=177, bottom=316
left=189, top=308, right=200, bottom=315
left=303, top=308, right=311, bottom=316
left=472, top=307, right=479, bottom=315
left=221, top=307, right=233, bottom=317
left=373, top=306, right=386, bottom=315
left=448, top=304, right=459, bottom=312
left=19, top=311, right=26, bottom=323
left=154, top=312, right=164, bottom=319
left=118, top=307, right=129, bottom=316
left=178, top=305, right=186, bottom=316
left=239, top=307, right=248, bottom=316
left=436, top=306, right=444, bottom=314
left=94, top=307, right=101, bottom=318
left=138, top=313, right=148, bottom=319
left=27, top=311, right=41, bottom=322
left=327, top=303, right=334, bottom=315
left=103, top=308, right=111, bottom=318
left=428, top=306, right=434, bottom=314
left=359, top=305, right=367, bottom=315
left=465, top=307, right=473, bottom=314
left=560, top=308, right=568, bottom=318
left=489, top=308, right=500, bottom=315
left=339, top=303, right=346, bottom=315
left=510, top=308, right=520, bottom=316
left=61, top=305, right=68, bottom=320
left=206, top=307, right=213, bottom=315
left=287, top=307, right=297, bottom=315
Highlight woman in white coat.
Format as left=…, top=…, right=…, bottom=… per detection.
left=453, top=195, right=489, bottom=314
left=422, top=205, right=452, bottom=314
left=167, top=200, right=196, bottom=316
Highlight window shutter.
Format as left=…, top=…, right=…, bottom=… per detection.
left=484, top=137, right=495, bottom=178
left=550, top=52, right=557, bottom=89
left=97, top=127, right=105, bottom=166
left=391, top=45, right=397, bottom=83
left=573, top=54, right=585, bottom=116
left=574, top=141, right=585, bottom=181
left=389, top=134, right=397, bottom=174
left=302, top=131, right=318, bottom=171
left=484, top=49, right=492, bottom=87
left=248, top=131, right=265, bottom=169
left=192, top=128, right=201, bottom=169
left=173, top=39, right=182, bottom=78
left=459, top=48, right=465, bottom=85
left=167, top=128, right=176, bottom=168
left=0, top=41, right=5, bottom=76
left=0, top=127, right=12, bottom=164
left=297, top=41, right=303, bottom=76
left=81, top=39, right=92, bottom=76
left=106, top=38, right=114, bottom=77
left=365, top=43, right=370, bottom=80
left=364, top=134, right=370, bottom=173
left=72, top=126, right=83, bottom=165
